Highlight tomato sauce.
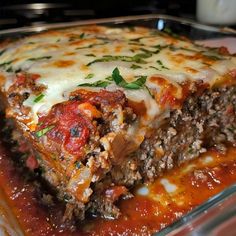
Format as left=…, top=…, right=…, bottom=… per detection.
left=37, top=100, right=92, bottom=158
left=0, top=139, right=236, bottom=235
left=35, top=89, right=126, bottom=159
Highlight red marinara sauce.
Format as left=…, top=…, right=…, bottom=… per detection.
left=35, top=89, right=125, bottom=159
left=0, top=141, right=236, bottom=235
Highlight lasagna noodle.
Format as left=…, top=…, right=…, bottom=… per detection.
left=0, top=25, right=235, bottom=219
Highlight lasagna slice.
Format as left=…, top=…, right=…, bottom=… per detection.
left=0, top=25, right=235, bottom=220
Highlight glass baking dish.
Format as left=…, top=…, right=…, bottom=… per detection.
left=0, top=14, right=235, bottom=236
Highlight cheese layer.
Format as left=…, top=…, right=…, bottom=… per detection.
left=0, top=25, right=235, bottom=128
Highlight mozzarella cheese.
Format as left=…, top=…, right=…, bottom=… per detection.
left=0, top=25, right=235, bottom=129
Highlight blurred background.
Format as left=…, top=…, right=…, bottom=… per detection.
left=0, top=0, right=196, bottom=30
left=0, top=0, right=235, bottom=30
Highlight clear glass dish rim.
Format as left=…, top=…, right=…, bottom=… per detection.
left=0, top=14, right=235, bottom=36
left=155, top=184, right=236, bottom=235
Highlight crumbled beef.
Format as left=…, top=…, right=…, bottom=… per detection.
left=1, top=84, right=236, bottom=222
left=138, top=85, right=236, bottom=181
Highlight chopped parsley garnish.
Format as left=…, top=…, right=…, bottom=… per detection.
left=35, top=125, right=55, bottom=138
left=87, top=53, right=152, bottom=66
left=34, top=94, right=45, bottom=103
left=112, top=67, right=147, bottom=90
left=168, top=45, right=224, bottom=60
left=0, top=62, right=20, bottom=73
left=105, top=76, right=113, bottom=81
left=0, top=60, right=13, bottom=67
left=0, top=49, right=6, bottom=56
left=152, top=44, right=162, bottom=49
left=137, top=54, right=149, bottom=60
left=85, top=73, right=94, bottom=79
left=202, top=53, right=224, bottom=60
left=130, top=64, right=142, bottom=69
left=85, top=54, right=96, bottom=57
left=152, top=44, right=169, bottom=51
left=130, top=36, right=153, bottom=42
left=168, top=45, right=178, bottom=52
left=0, top=60, right=14, bottom=72
left=128, top=42, right=145, bottom=46
left=78, top=68, right=147, bottom=90
left=168, top=45, right=198, bottom=53
left=78, top=80, right=111, bottom=88
left=163, top=28, right=181, bottom=39
left=124, top=76, right=147, bottom=89
left=69, top=33, right=86, bottom=41
left=28, top=56, right=52, bottom=61
left=144, top=85, right=154, bottom=98
left=79, top=33, right=85, bottom=39
left=156, top=60, right=169, bottom=70
left=139, top=48, right=160, bottom=54
left=15, top=68, right=22, bottom=73
left=87, top=55, right=130, bottom=66
left=149, top=66, right=160, bottom=71
left=76, top=42, right=108, bottom=50
left=6, top=67, right=13, bottom=72
left=180, top=47, right=198, bottom=52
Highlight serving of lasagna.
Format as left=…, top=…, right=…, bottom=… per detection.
left=0, top=25, right=235, bottom=221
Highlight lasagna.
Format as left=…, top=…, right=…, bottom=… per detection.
left=0, top=25, right=235, bottom=220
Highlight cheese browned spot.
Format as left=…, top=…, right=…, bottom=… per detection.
left=53, top=60, right=75, bottom=68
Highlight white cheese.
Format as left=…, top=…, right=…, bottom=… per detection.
left=0, top=25, right=235, bottom=130
left=160, top=178, right=177, bottom=193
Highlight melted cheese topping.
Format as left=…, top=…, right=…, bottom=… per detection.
left=0, top=25, right=235, bottom=130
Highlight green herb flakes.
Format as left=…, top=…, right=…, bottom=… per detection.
left=105, top=76, right=113, bottom=81
left=28, top=56, right=52, bottom=61
left=112, top=67, right=147, bottom=90
left=149, top=66, right=160, bottom=71
left=0, top=60, right=13, bottom=68
left=85, top=73, right=94, bottom=79
left=76, top=42, right=108, bottom=50
left=0, top=49, right=6, bottom=56
left=156, top=60, right=169, bottom=70
left=130, top=64, right=142, bottom=69
left=69, top=33, right=86, bottom=41
left=35, top=125, right=55, bottom=138
left=163, top=28, right=181, bottom=39
left=34, top=94, right=45, bottom=103
left=78, top=80, right=111, bottom=88
left=79, top=33, right=85, bottom=39
left=87, top=52, right=152, bottom=66
left=6, top=67, right=13, bottom=72
left=85, top=54, right=96, bottom=57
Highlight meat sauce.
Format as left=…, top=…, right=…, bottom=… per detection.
left=0, top=140, right=236, bottom=235
left=35, top=89, right=125, bottom=158
left=37, top=100, right=93, bottom=157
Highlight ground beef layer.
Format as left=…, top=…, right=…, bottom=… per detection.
left=1, top=84, right=236, bottom=221
left=88, top=85, right=236, bottom=218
